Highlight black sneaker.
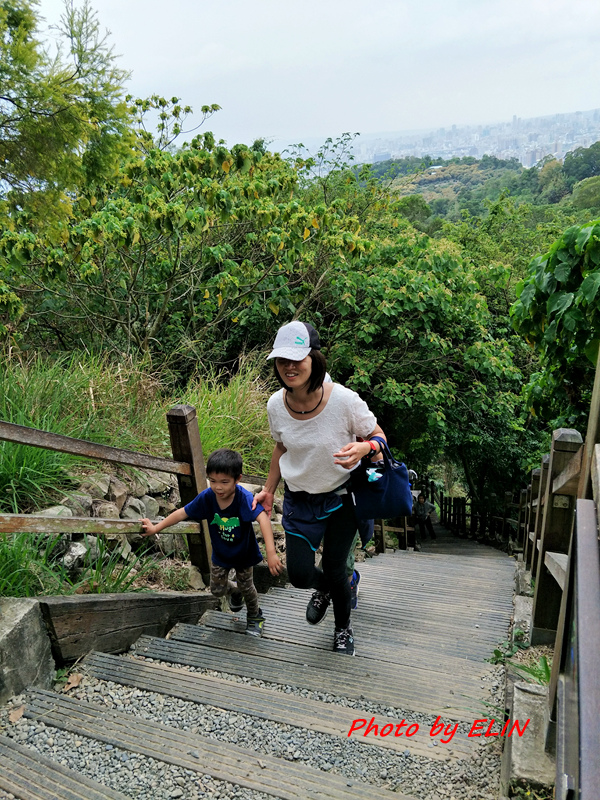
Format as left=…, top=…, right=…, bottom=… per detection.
left=306, top=590, right=330, bottom=625
left=229, top=590, right=244, bottom=612
left=333, top=625, right=355, bottom=656
left=246, top=608, right=265, bottom=637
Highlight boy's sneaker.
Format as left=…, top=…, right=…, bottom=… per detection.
left=333, top=625, right=355, bottom=656
left=229, top=590, right=244, bottom=612
left=350, top=570, right=360, bottom=610
left=246, top=608, right=265, bottom=637
left=306, top=590, right=330, bottom=625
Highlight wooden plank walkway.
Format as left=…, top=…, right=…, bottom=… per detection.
left=3, top=526, right=515, bottom=800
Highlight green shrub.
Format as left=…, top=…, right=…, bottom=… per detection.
left=0, top=532, right=68, bottom=596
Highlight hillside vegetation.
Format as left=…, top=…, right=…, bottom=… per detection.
left=2, top=1, right=600, bottom=519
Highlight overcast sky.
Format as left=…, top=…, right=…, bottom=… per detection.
left=38, top=0, right=600, bottom=149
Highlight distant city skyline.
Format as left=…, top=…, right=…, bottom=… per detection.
left=344, top=108, right=600, bottom=167
left=37, top=0, right=600, bottom=150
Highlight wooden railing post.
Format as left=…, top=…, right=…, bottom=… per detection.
left=531, top=455, right=551, bottom=578
left=524, top=468, right=540, bottom=569
left=517, top=488, right=527, bottom=549
left=531, top=430, right=583, bottom=645
left=166, top=405, right=211, bottom=580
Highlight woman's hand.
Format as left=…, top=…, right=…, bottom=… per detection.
left=333, top=441, right=372, bottom=469
left=252, top=490, right=274, bottom=517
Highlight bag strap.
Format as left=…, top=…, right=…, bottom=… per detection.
left=367, top=435, right=394, bottom=464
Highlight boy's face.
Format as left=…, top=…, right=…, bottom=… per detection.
left=418, top=496, right=425, bottom=504
left=208, top=472, right=239, bottom=505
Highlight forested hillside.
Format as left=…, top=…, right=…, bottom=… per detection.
left=2, top=1, right=600, bottom=518
left=368, top=145, right=600, bottom=224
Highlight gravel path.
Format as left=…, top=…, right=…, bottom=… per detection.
left=1, top=659, right=506, bottom=800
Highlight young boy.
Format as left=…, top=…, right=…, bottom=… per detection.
left=141, top=448, right=283, bottom=637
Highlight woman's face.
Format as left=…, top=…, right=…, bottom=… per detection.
left=275, top=356, right=312, bottom=389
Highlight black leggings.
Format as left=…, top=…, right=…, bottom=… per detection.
left=285, top=493, right=357, bottom=629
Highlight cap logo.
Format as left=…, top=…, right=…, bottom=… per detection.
left=294, top=336, right=307, bottom=345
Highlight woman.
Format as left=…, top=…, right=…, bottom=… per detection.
left=253, top=320, right=386, bottom=656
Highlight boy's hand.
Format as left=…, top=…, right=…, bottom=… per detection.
left=140, top=518, right=157, bottom=537
left=253, top=490, right=274, bottom=517
left=266, top=551, right=284, bottom=576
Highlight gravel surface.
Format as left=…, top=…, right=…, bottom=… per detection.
left=131, top=649, right=506, bottom=738
left=0, top=658, right=506, bottom=800
left=0, top=698, right=272, bottom=800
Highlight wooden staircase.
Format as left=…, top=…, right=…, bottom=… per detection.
left=1, top=533, right=515, bottom=800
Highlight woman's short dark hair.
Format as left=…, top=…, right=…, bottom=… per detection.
left=273, top=349, right=327, bottom=394
left=206, top=448, right=243, bottom=479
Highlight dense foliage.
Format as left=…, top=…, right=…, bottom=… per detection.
left=2, top=0, right=599, bottom=516
left=511, top=220, right=600, bottom=429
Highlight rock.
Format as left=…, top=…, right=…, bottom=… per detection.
left=107, top=477, right=128, bottom=512
left=141, top=495, right=160, bottom=520
left=0, top=598, right=55, bottom=703
left=239, top=482, right=262, bottom=494
left=188, top=566, right=205, bottom=590
left=105, top=534, right=132, bottom=560
left=38, top=505, right=73, bottom=518
left=157, top=497, right=176, bottom=515
left=157, top=533, right=175, bottom=555
left=60, top=492, right=93, bottom=516
left=61, top=542, right=89, bottom=570
left=120, top=497, right=146, bottom=520
left=91, top=500, right=120, bottom=519
left=146, top=470, right=174, bottom=494
left=79, top=475, right=111, bottom=499
left=131, top=472, right=151, bottom=498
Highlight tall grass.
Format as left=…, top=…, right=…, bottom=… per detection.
left=0, top=353, right=168, bottom=512
left=181, top=357, right=274, bottom=477
left=0, top=532, right=69, bottom=596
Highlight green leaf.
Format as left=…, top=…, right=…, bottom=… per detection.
left=575, top=225, right=594, bottom=254
left=584, top=339, right=600, bottom=366
left=580, top=271, right=600, bottom=304
left=547, top=292, right=574, bottom=318
left=554, top=260, right=572, bottom=282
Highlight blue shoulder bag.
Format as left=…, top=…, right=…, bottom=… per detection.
left=350, top=436, right=413, bottom=520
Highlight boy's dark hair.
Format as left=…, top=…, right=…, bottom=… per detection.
left=206, top=448, right=243, bottom=479
left=273, top=349, right=327, bottom=394
left=417, top=494, right=425, bottom=500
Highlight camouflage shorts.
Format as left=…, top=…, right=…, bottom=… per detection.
left=210, top=564, right=259, bottom=616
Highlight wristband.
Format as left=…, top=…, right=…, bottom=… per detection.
left=367, top=440, right=378, bottom=453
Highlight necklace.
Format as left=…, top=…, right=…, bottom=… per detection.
left=285, top=386, right=324, bottom=415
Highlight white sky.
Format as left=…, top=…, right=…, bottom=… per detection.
left=37, top=0, right=600, bottom=149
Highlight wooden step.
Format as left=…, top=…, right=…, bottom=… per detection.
left=22, top=689, right=415, bottom=800
left=135, top=633, right=478, bottom=721
left=0, top=734, right=128, bottom=800
left=170, top=622, right=488, bottom=695
left=194, top=610, right=496, bottom=676
left=84, top=651, right=476, bottom=761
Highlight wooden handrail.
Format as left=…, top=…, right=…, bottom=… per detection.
left=0, top=514, right=201, bottom=536
left=0, top=421, right=192, bottom=476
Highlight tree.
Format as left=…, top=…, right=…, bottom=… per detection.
left=511, top=219, right=600, bottom=428
left=571, top=176, right=600, bottom=211
left=563, top=142, right=600, bottom=188
left=0, top=0, right=133, bottom=216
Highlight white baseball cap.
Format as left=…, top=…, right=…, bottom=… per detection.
left=267, top=321, right=321, bottom=361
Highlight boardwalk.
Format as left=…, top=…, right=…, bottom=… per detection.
left=1, top=527, right=516, bottom=800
